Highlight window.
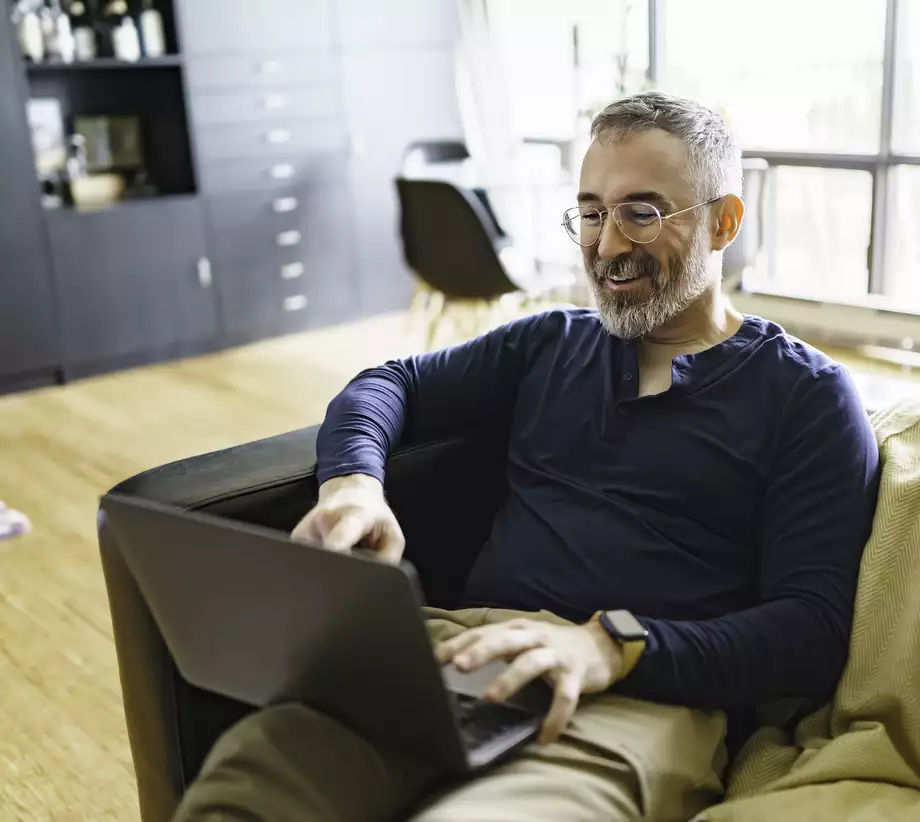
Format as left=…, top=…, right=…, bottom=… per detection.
left=660, top=0, right=920, bottom=313
left=661, top=1, right=887, bottom=154
left=482, top=0, right=920, bottom=319
left=753, top=168, right=874, bottom=303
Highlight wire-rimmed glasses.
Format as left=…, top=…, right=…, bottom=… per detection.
left=561, top=197, right=722, bottom=247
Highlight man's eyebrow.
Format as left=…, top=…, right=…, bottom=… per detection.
left=622, top=191, right=672, bottom=208
left=576, top=190, right=675, bottom=209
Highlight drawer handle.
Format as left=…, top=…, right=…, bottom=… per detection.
left=197, top=257, right=213, bottom=288
left=280, top=261, right=305, bottom=280
left=284, top=294, right=308, bottom=312
left=269, top=164, right=294, bottom=180
left=257, top=60, right=283, bottom=75
left=266, top=128, right=292, bottom=145
left=263, top=94, right=287, bottom=110
left=273, top=196, right=299, bottom=213
left=277, top=230, right=302, bottom=247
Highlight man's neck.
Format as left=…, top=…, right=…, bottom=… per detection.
left=641, top=286, right=744, bottom=356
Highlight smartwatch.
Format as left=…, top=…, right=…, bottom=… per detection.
left=597, top=609, right=648, bottom=679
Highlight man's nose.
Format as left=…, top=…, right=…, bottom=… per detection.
left=597, top=215, right=633, bottom=259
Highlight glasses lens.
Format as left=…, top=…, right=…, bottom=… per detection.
left=563, top=206, right=604, bottom=246
left=613, top=202, right=661, bottom=243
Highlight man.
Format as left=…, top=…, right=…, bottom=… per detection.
left=175, top=92, right=879, bottom=822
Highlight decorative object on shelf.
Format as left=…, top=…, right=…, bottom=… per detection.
left=74, top=114, right=143, bottom=172
left=97, top=0, right=138, bottom=60
left=26, top=97, right=66, bottom=174
left=12, top=0, right=45, bottom=62
left=70, top=171, right=126, bottom=209
left=65, top=132, right=126, bottom=209
left=69, top=0, right=97, bottom=60
left=38, top=0, right=75, bottom=62
left=138, top=0, right=164, bottom=58
left=111, top=13, right=140, bottom=61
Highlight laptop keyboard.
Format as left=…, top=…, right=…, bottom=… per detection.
left=449, top=691, right=534, bottom=750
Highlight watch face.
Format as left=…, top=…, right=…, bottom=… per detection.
left=605, top=610, right=648, bottom=641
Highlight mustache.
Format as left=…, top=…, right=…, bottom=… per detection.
left=593, top=253, right=661, bottom=281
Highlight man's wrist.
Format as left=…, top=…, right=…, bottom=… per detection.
left=318, top=473, right=383, bottom=500
left=588, top=611, right=647, bottom=682
left=584, top=617, right=625, bottom=686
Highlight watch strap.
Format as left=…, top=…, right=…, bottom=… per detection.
left=592, top=610, right=647, bottom=680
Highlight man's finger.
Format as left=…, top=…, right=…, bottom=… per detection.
left=538, top=669, right=581, bottom=745
left=484, top=647, right=559, bottom=703
left=454, top=628, right=543, bottom=672
left=375, top=525, right=405, bottom=563
left=435, top=627, right=490, bottom=664
left=291, top=509, right=326, bottom=543
left=323, top=513, right=372, bottom=551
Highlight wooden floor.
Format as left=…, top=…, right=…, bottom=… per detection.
left=2, top=307, right=919, bottom=821
left=0, top=312, right=432, bottom=822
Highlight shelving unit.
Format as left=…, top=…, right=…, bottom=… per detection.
left=1, top=0, right=464, bottom=395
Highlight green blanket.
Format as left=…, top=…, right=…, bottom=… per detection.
left=695, top=399, right=920, bottom=821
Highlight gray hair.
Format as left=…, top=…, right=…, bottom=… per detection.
left=590, top=91, right=742, bottom=199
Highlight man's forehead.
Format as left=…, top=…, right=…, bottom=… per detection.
left=578, top=129, right=694, bottom=204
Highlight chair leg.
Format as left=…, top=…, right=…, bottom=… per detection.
left=406, top=281, right=432, bottom=339
left=425, top=291, right=446, bottom=351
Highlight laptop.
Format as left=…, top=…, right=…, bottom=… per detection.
left=99, top=493, right=550, bottom=772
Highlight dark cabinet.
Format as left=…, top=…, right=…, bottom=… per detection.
left=206, top=184, right=355, bottom=338
left=0, top=13, right=59, bottom=388
left=0, top=0, right=466, bottom=393
left=47, top=198, right=217, bottom=369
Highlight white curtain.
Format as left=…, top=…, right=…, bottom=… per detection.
left=453, top=0, right=520, bottom=185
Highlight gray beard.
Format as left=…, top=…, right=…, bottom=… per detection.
left=589, top=228, right=713, bottom=339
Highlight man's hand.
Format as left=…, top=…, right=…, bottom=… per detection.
left=291, top=474, right=405, bottom=563
left=436, top=618, right=623, bottom=744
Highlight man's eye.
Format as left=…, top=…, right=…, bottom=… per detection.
left=582, top=212, right=602, bottom=225
left=630, top=211, right=657, bottom=224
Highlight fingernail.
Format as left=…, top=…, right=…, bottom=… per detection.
left=455, top=655, right=469, bottom=670
left=484, top=686, right=500, bottom=701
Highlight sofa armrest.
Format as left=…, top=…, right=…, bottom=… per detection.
left=101, top=425, right=508, bottom=822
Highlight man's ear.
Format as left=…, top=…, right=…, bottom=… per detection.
left=711, top=194, right=744, bottom=251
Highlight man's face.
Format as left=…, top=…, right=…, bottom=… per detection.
left=578, top=129, right=716, bottom=339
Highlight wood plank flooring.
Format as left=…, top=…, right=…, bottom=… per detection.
left=0, top=313, right=428, bottom=822
left=1, top=307, right=917, bottom=821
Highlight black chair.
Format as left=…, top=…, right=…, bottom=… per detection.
left=98, top=426, right=509, bottom=822
left=396, top=178, right=520, bottom=302
left=403, top=140, right=471, bottom=166
left=396, top=177, right=539, bottom=348
left=400, top=140, right=507, bottom=238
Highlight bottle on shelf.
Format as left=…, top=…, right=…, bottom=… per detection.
left=56, top=1, right=76, bottom=62
left=13, top=1, right=45, bottom=63
left=96, top=0, right=125, bottom=58
left=138, top=0, right=165, bottom=58
left=69, top=0, right=97, bottom=60
left=104, top=0, right=140, bottom=61
left=38, top=0, right=75, bottom=62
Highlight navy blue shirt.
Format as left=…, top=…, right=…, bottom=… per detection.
left=317, top=309, right=879, bottom=712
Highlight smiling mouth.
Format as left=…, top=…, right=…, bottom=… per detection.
left=605, top=271, right=644, bottom=283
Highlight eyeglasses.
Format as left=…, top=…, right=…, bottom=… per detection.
left=561, top=197, right=722, bottom=247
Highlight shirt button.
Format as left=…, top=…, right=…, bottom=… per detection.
left=618, top=406, right=630, bottom=416
left=623, top=373, right=634, bottom=382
